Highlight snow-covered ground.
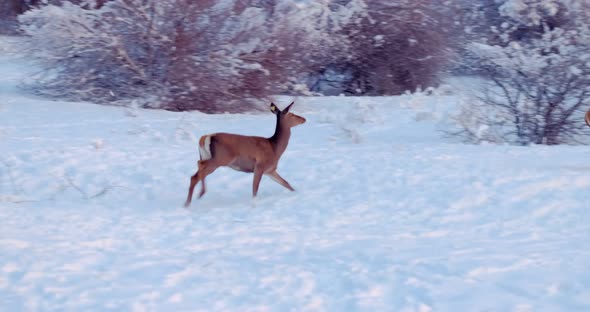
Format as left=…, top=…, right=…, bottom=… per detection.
left=1, top=36, right=589, bottom=311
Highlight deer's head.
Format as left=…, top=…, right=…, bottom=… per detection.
left=270, top=101, right=306, bottom=128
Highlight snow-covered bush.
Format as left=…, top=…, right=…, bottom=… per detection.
left=17, top=0, right=457, bottom=110
left=454, top=0, right=590, bottom=145
left=320, top=0, right=453, bottom=96
left=20, top=1, right=180, bottom=105
left=259, top=0, right=363, bottom=97
left=19, top=0, right=360, bottom=112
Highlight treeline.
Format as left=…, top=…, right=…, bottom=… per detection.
left=3, top=0, right=590, bottom=145
left=7, top=0, right=457, bottom=112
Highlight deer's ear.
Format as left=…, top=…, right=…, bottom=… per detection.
left=270, top=103, right=280, bottom=114
left=283, top=101, right=294, bottom=113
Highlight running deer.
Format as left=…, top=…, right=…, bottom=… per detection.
left=585, top=109, right=590, bottom=128
left=184, top=102, right=306, bottom=207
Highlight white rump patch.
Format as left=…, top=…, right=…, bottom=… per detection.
left=199, top=135, right=212, bottom=160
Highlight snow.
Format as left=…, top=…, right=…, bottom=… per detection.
left=1, top=36, right=590, bottom=311
left=499, top=0, right=560, bottom=25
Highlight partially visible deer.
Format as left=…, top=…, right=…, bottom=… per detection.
left=184, top=102, right=306, bottom=207
left=585, top=108, right=590, bottom=128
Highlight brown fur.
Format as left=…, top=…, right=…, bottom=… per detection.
left=585, top=109, right=590, bottom=128
left=185, top=102, right=306, bottom=207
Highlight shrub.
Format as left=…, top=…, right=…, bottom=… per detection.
left=19, top=0, right=360, bottom=112
left=453, top=0, right=590, bottom=145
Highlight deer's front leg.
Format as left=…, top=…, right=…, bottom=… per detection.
left=267, top=171, right=295, bottom=191
left=252, top=164, right=268, bottom=197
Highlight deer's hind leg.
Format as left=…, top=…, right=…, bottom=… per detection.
left=185, top=169, right=200, bottom=207
left=197, top=160, right=220, bottom=199
left=184, top=160, right=218, bottom=207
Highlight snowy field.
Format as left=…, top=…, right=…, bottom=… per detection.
left=1, top=36, right=590, bottom=311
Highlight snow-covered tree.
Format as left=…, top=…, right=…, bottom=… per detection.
left=20, top=1, right=180, bottom=105
left=454, top=0, right=590, bottom=145
left=314, top=0, right=453, bottom=95
left=18, top=0, right=363, bottom=112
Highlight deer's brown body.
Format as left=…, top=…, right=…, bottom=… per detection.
left=585, top=109, right=590, bottom=128
left=184, top=102, right=305, bottom=207
left=200, top=133, right=277, bottom=173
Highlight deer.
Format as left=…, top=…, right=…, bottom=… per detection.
left=184, top=101, right=306, bottom=207
left=586, top=109, right=590, bottom=128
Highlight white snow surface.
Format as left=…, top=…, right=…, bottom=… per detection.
left=1, top=36, right=590, bottom=311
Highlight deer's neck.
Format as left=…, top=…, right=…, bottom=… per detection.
left=269, top=116, right=291, bottom=157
